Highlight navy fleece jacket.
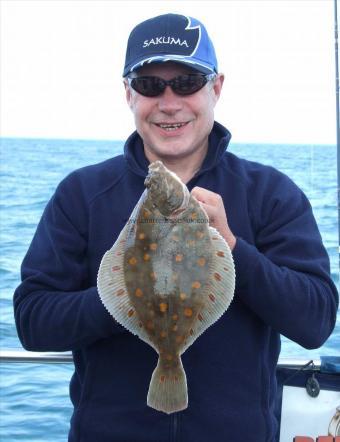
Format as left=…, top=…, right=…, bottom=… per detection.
left=14, top=122, right=338, bottom=442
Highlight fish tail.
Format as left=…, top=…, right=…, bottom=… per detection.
left=147, top=356, right=188, bottom=414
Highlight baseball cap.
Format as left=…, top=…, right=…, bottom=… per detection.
left=123, top=14, right=218, bottom=77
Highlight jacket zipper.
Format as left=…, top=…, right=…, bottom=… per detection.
left=171, top=413, right=179, bottom=442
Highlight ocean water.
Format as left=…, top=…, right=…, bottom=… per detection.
left=0, top=137, right=339, bottom=441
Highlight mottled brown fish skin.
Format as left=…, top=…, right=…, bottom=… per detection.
left=144, top=161, right=185, bottom=217
left=123, top=162, right=213, bottom=368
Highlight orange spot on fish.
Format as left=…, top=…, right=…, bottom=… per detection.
left=172, top=235, right=180, bottom=241
left=214, top=273, right=222, bottom=281
left=217, top=251, right=225, bottom=257
left=128, top=257, right=137, bottom=265
left=135, top=288, right=143, bottom=297
left=196, top=231, right=205, bottom=239
left=128, top=309, right=134, bottom=317
left=160, top=331, right=167, bottom=338
left=180, top=292, right=187, bottom=301
left=150, top=243, right=158, bottom=251
left=172, top=325, right=178, bottom=332
left=159, top=303, right=168, bottom=313
left=172, top=314, right=178, bottom=321
left=197, top=257, right=206, bottom=267
left=198, top=313, right=203, bottom=321
left=143, top=210, right=150, bottom=218
left=117, top=289, right=125, bottom=296
left=191, top=212, right=197, bottom=220
left=172, top=273, right=178, bottom=281
left=143, top=253, right=151, bottom=261
left=150, top=272, right=157, bottom=280
left=192, top=281, right=201, bottom=289
left=209, top=293, right=216, bottom=302
left=138, top=232, right=146, bottom=240
left=160, top=375, right=165, bottom=382
left=184, top=308, right=193, bottom=317
left=175, top=254, right=183, bottom=262
left=187, top=240, right=195, bottom=247
left=212, top=237, right=219, bottom=240
left=175, top=335, right=184, bottom=344
left=112, top=266, right=121, bottom=271
left=166, top=354, right=173, bottom=361
left=189, top=329, right=194, bottom=336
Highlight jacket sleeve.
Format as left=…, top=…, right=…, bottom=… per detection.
left=13, top=177, right=124, bottom=352
left=232, top=170, right=338, bottom=349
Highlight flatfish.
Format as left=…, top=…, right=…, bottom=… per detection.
left=97, top=161, right=235, bottom=414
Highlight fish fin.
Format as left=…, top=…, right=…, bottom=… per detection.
left=97, top=221, right=155, bottom=348
left=181, top=227, right=235, bottom=353
left=147, top=356, right=188, bottom=414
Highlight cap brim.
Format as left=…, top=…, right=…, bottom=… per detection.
left=123, top=55, right=215, bottom=76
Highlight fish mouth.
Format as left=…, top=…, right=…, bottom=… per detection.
left=154, top=122, right=189, bottom=132
left=145, top=161, right=165, bottom=188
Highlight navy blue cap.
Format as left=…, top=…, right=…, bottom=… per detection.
left=123, top=14, right=218, bottom=77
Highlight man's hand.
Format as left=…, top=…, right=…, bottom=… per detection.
left=191, top=187, right=236, bottom=251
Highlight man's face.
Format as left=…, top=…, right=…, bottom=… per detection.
left=125, top=62, right=224, bottom=163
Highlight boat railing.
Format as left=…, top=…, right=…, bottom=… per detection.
left=0, top=348, right=321, bottom=369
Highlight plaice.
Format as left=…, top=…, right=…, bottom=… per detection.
left=97, top=161, right=235, bottom=414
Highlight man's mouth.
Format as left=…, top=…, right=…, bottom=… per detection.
left=155, top=122, right=188, bottom=132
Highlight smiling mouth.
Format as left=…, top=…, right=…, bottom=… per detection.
left=155, top=122, right=188, bottom=132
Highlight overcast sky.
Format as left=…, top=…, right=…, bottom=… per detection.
left=1, top=0, right=337, bottom=144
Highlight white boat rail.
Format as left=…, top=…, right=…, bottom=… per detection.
left=0, top=348, right=321, bottom=369
left=0, top=349, right=73, bottom=364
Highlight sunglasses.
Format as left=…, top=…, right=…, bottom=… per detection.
left=127, top=73, right=216, bottom=97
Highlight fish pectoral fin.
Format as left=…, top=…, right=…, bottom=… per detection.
left=147, top=356, right=188, bottom=414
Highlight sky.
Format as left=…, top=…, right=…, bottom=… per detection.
left=0, top=0, right=338, bottom=144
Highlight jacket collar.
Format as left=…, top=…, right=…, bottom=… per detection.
left=124, top=121, right=232, bottom=178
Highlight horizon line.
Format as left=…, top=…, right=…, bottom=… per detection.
left=0, top=135, right=336, bottom=147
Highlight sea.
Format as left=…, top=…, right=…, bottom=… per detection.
left=0, top=137, right=339, bottom=441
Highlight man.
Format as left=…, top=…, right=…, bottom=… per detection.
left=14, top=13, right=338, bottom=442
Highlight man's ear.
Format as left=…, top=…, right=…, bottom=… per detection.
left=212, top=74, right=224, bottom=103
left=124, top=80, right=133, bottom=109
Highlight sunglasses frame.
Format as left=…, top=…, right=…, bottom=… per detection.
left=126, top=73, right=217, bottom=97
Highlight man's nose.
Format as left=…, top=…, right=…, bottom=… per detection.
left=157, top=86, right=183, bottom=113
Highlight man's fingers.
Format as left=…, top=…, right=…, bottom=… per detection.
left=191, top=186, right=221, bottom=205
left=195, top=200, right=211, bottom=220
left=191, top=186, right=236, bottom=250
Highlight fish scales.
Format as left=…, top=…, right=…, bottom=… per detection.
left=97, top=161, right=235, bottom=414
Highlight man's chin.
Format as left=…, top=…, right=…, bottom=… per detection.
left=145, top=146, right=199, bottom=163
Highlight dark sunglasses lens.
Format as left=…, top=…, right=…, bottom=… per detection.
left=173, top=75, right=207, bottom=95
left=130, top=77, right=164, bottom=97
left=130, top=75, right=209, bottom=97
